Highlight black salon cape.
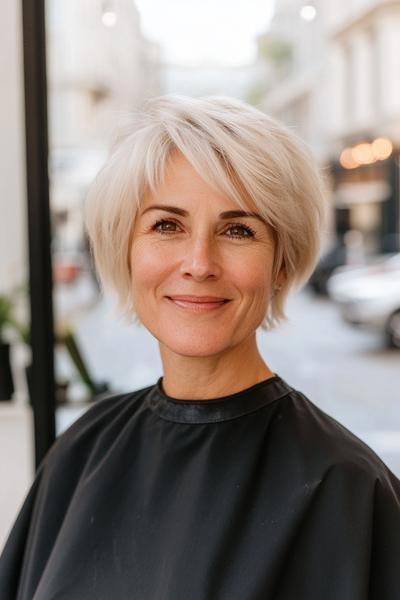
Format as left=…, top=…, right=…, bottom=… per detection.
left=1, top=375, right=400, bottom=600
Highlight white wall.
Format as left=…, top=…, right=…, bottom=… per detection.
left=376, top=12, right=400, bottom=120
left=0, top=0, right=27, bottom=294
left=0, top=0, right=34, bottom=554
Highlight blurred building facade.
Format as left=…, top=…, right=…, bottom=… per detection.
left=1, top=0, right=162, bottom=292
left=47, top=0, right=160, bottom=149
left=260, top=0, right=400, bottom=257
left=257, top=0, right=327, bottom=157
left=46, top=0, right=162, bottom=253
left=326, top=0, right=400, bottom=255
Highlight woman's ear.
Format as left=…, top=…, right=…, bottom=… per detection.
left=272, top=269, right=286, bottom=296
left=275, top=263, right=287, bottom=289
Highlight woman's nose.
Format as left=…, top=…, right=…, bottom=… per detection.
left=179, top=234, right=222, bottom=281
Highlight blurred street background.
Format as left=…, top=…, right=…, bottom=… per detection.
left=1, top=0, right=400, bottom=549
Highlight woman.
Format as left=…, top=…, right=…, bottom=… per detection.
left=1, top=95, right=399, bottom=599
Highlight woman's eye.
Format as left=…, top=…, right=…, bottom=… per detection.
left=150, top=219, right=255, bottom=239
left=152, top=219, right=180, bottom=234
left=224, top=224, right=255, bottom=239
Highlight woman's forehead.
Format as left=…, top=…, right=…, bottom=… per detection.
left=141, top=151, right=260, bottom=216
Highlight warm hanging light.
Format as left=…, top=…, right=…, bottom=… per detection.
left=102, top=10, right=117, bottom=26
left=339, top=137, right=395, bottom=169
left=340, top=148, right=359, bottom=169
left=371, top=137, right=393, bottom=160
left=101, top=1, right=117, bottom=27
left=351, top=143, right=375, bottom=165
left=300, top=4, right=317, bottom=21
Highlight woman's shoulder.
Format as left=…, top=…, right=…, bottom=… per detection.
left=277, top=385, right=400, bottom=490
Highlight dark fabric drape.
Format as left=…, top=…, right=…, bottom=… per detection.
left=1, top=375, right=399, bottom=599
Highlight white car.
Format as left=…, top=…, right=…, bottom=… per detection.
left=326, top=253, right=400, bottom=348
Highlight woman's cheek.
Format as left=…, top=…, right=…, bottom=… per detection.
left=233, top=260, right=272, bottom=293
left=131, top=241, right=169, bottom=287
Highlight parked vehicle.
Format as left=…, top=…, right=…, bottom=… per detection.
left=308, top=241, right=347, bottom=295
left=326, top=253, right=400, bottom=348
left=309, top=233, right=400, bottom=296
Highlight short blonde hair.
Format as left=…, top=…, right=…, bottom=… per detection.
left=85, top=94, right=328, bottom=330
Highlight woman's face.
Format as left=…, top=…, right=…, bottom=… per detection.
left=130, top=152, right=280, bottom=358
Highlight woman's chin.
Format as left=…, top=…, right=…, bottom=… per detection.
left=158, top=330, right=232, bottom=359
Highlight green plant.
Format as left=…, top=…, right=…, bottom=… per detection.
left=55, top=320, right=97, bottom=394
left=2, top=285, right=102, bottom=397
left=0, top=286, right=30, bottom=344
left=0, top=295, right=13, bottom=341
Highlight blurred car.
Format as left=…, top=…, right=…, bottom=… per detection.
left=309, top=233, right=399, bottom=296
left=308, top=241, right=347, bottom=295
left=326, top=253, right=400, bottom=348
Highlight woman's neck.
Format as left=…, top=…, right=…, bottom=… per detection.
left=158, top=335, right=275, bottom=400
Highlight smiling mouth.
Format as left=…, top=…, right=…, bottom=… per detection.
left=165, top=297, right=231, bottom=312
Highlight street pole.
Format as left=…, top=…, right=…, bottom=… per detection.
left=22, top=0, right=56, bottom=467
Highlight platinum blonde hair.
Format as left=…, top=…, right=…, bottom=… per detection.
left=85, top=94, right=328, bottom=330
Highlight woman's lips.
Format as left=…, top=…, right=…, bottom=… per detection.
left=166, top=296, right=231, bottom=312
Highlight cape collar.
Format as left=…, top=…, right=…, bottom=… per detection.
left=146, top=374, right=293, bottom=424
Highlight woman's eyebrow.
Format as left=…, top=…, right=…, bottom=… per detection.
left=140, top=204, right=267, bottom=224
